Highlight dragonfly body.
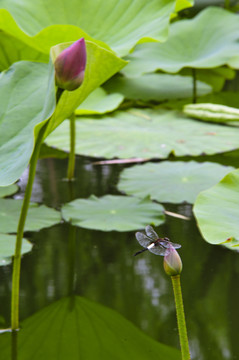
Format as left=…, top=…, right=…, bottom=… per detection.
left=134, top=225, right=181, bottom=256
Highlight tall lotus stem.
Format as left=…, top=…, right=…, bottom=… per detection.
left=11, top=124, right=47, bottom=330
left=171, top=275, right=190, bottom=360
left=192, top=68, right=197, bottom=104
left=67, top=113, right=76, bottom=181
left=164, top=246, right=190, bottom=360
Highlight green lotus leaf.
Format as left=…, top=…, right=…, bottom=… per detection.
left=0, top=296, right=180, bottom=359
left=0, top=31, right=48, bottom=71
left=175, top=0, right=194, bottom=12
left=0, top=61, right=55, bottom=186
left=118, top=161, right=235, bottom=204
left=0, top=184, right=18, bottom=198
left=0, top=233, right=32, bottom=266
left=46, top=108, right=239, bottom=159
left=123, top=7, right=239, bottom=77
left=104, top=73, right=212, bottom=101
left=75, top=87, right=124, bottom=115
left=193, top=168, right=239, bottom=249
left=0, top=199, right=61, bottom=233
left=61, top=195, right=165, bottom=231
left=0, top=0, right=187, bottom=59
left=0, top=41, right=125, bottom=186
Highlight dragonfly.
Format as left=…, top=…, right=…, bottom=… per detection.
left=134, top=225, right=181, bottom=256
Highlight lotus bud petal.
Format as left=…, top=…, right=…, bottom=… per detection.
left=54, top=38, right=87, bottom=91
left=163, top=245, right=182, bottom=276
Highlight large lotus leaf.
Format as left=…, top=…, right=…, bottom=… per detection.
left=0, top=233, right=32, bottom=266
left=0, top=31, right=48, bottom=71
left=0, top=199, right=61, bottom=233
left=193, top=168, right=239, bottom=249
left=123, top=7, right=239, bottom=77
left=0, top=184, right=18, bottom=198
left=61, top=195, right=165, bottom=231
left=0, top=0, right=182, bottom=58
left=104, top=73, right=212, bottom=101
left=44, top=41, right=126, bottom=137
left=46, top=108, right=239, bottom=159
left=0, top=61, right=55, bottom=186
left=0, top=41, right=125, bottom=186
left=117, top=161, right=235, bottom=204
left=175, top=0, right=194, bottom=12
left=75, top=87, right=124, bottom=115
left=0, top=296, right=180, bottom=359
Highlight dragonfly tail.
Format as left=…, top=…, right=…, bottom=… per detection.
left=133, top=248, right=148, bottom=256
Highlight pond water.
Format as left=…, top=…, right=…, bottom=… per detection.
left=0, top=154, right=239, bottom=360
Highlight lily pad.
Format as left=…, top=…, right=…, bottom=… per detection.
left=118, top=161, right=235, bottom=204
left=0, top=0, right=183, bottom=58
left=61, top=195, right=165, bottom=231
left=193, top=168, right=239, bottom=249
left=0, top=199, right=61, bottom=233
left=104, top=73, right=212, bottom=101
left=123, top=7, right=239, bottom=77
left=46, top=108, right=239, bottom=159
left=0, top=296, right=180, bottom=359
left=0, top=184, right=18, bottom=198
left=0, top=233, right=32, bottom=266
left=75, top=87, right=124, bottom=115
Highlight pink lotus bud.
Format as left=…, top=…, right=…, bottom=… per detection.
left=163, top=245, right=182, bottom=276
left=54, top=38, right=87, bottom=91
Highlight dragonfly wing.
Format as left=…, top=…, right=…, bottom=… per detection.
left=135, top=232, right=151, bottom=248
left=172, top=243, right=181, bottom=249
left=145, top=225, right=158, bottom=240
left=160, top=239, right=181, bottom=249
left=148, top=245, right=167, bottom=256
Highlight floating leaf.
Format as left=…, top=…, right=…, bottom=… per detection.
left=193, top=168, right=239, bottom=249
left=0, top=199, right=61, bottom=233
left=123, top=7, right=239, bottom=77
left=46, top=108, right=239, bottom=159
left=0, top=0, right=184, bottom=58
left=0, top=184, right=18, bottom=198
left=118, top=161, right=235, bottom=204
left=62, top=195, right=165, bottom=231
left=75, top=87, right=123, bottom=115
left=0, top=296, right=180, bottom=359
left=0, top=233, right=32, bottom=266
left=104, top=74, right=212, bottom=101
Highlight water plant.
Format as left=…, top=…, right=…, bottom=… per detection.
left=135, top=226, right=190, bottom=359
left=0, top=0, right=239, bottom=358
left=164, top=247, right=190, bottom=360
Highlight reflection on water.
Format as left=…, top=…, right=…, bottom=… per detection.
left=0, top=155, right=239, bottom=359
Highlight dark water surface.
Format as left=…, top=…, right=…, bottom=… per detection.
left=0, top=154, right=239, bottom=360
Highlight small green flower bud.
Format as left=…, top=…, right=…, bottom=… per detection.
left=163, top=246, right=182, bottom=276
